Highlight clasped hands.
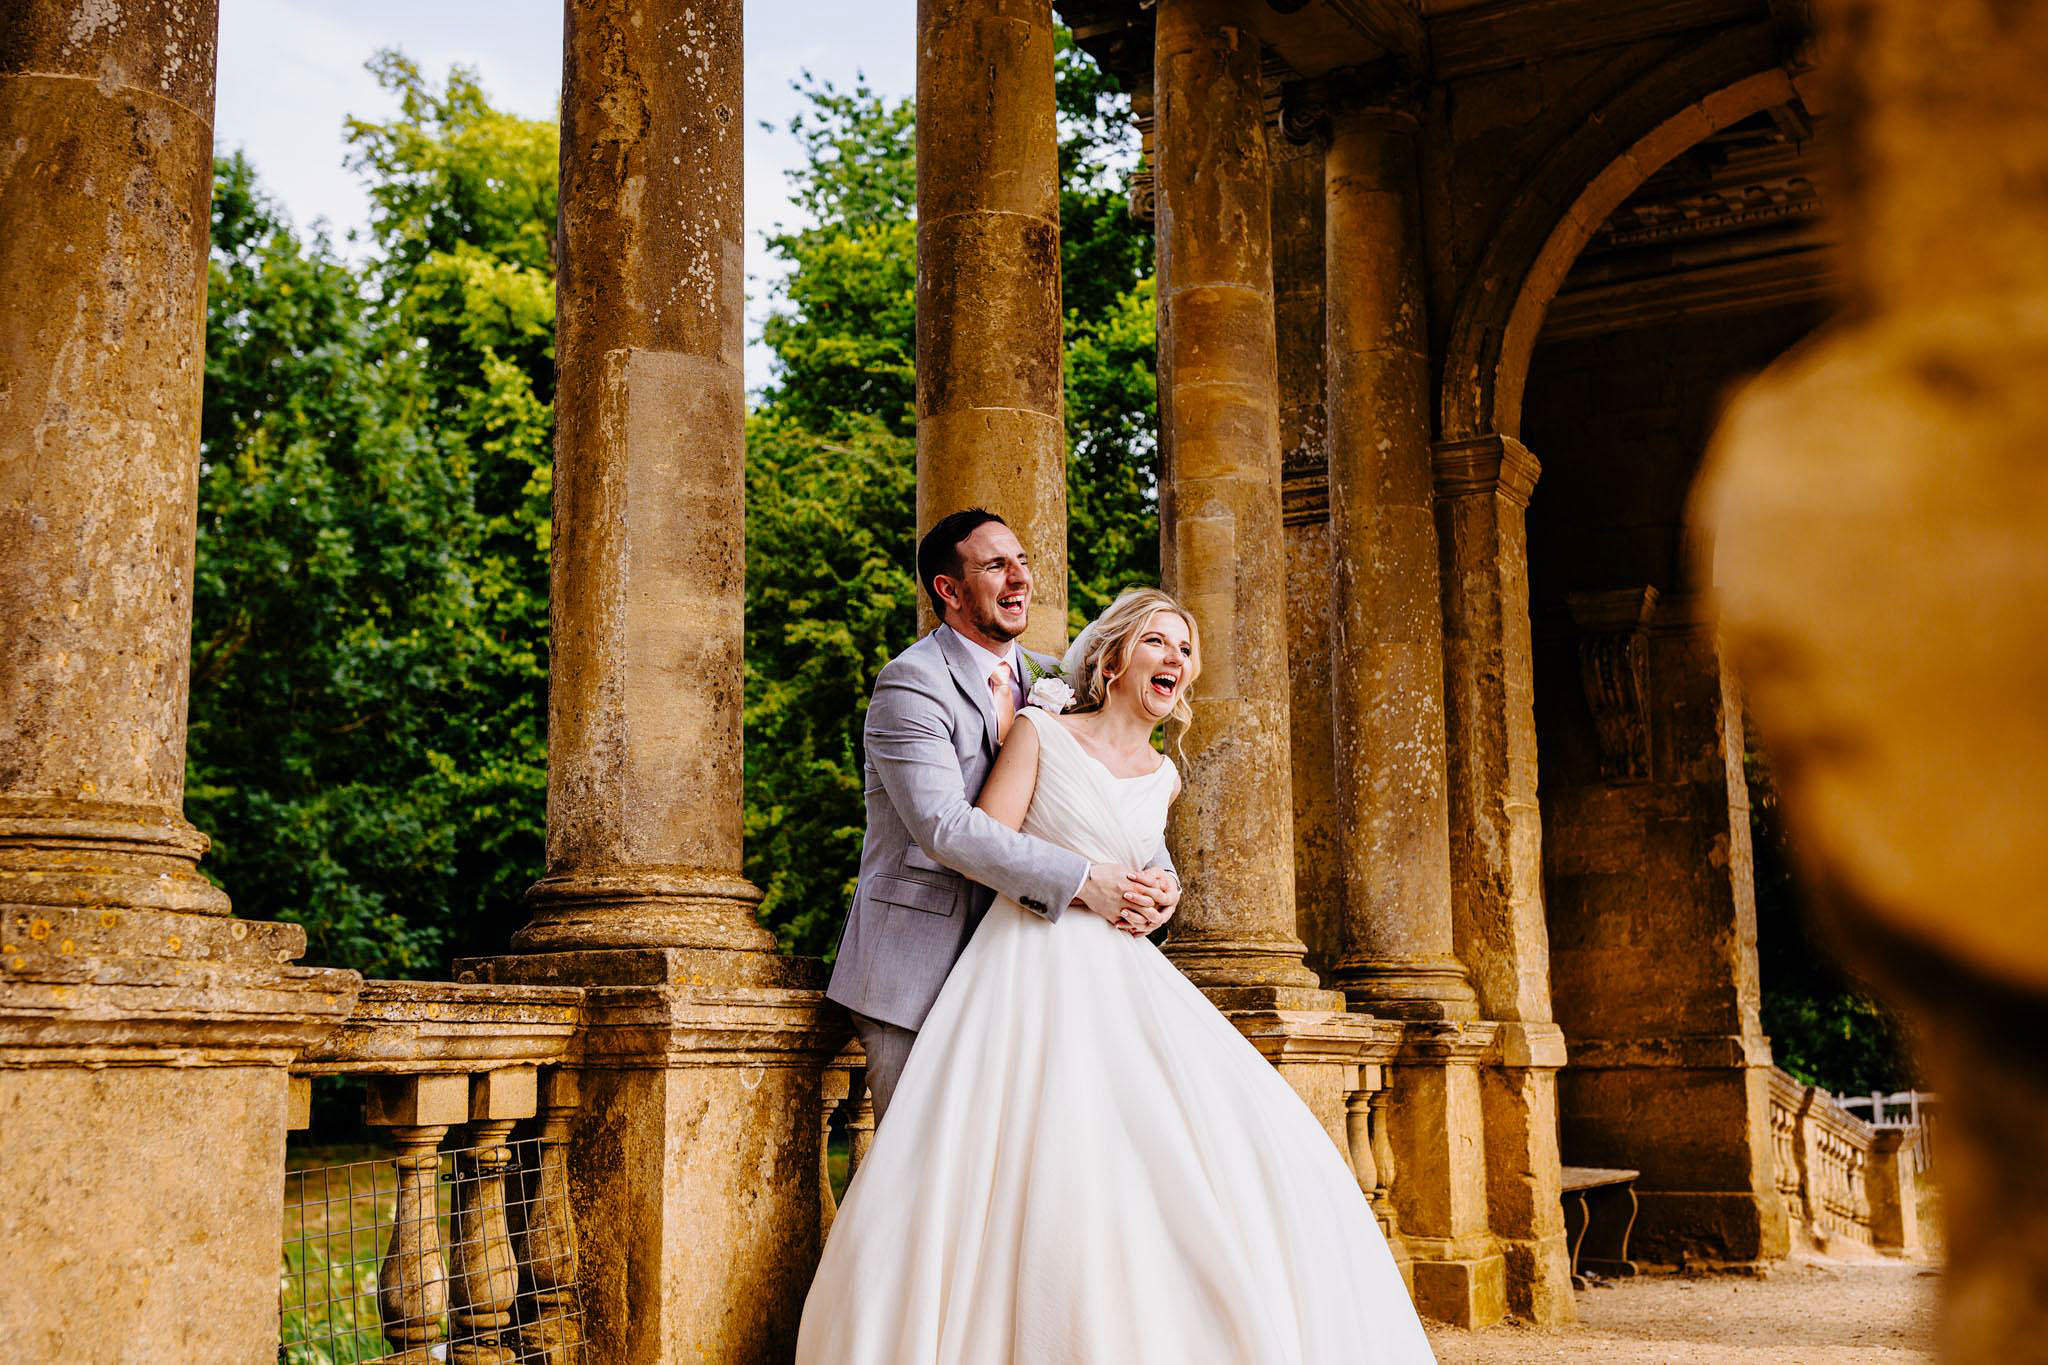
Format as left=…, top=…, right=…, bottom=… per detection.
left=1077, top=864, right=1180, bottom=937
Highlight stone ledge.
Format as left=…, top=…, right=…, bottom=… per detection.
left=1231, top=1007, right=1404, bottom=1069
left=1493, top=1020, right=1570, bottom=1068
left=1397, top=1017, right=1503, bottom=1063
left=0, top=963, right=359, bottom=1067
left=293, top=978, right=586, bottom=1076
left=1568, top=1032, right=1776, bottom=1069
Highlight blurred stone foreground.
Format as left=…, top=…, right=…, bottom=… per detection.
left=2, top=0, right=2045, bottom=1360
left=1692, top=1, right=2048, bottom=1357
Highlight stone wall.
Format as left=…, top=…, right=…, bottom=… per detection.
left=1521, top=303, right=1823, bottom=1264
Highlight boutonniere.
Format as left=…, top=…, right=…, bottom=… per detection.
left=1019, top=653, right=1077, bottom=714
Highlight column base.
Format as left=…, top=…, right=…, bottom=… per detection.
left=1628, top=1190, right=1791, bottom=1270
left=1482, top=1024, right=1576, bottom=1324
left=512, top=867, right=779, bottom=957
left=1164, top=933, right=1331, bottom=1002
left=462, top=950, right=838, bottom=1363
left=1335, top=955, right=1481, bottom=1020
left=1559, top=1040, right=1788, bottom=1268
left=0, top=797, right=232, bottom=917
left=1387, top=1021, right=1507, bottom=1327
left=1406, top=1241, right=1509, bottom=1327
left=0, top=911, right=358, bottom=1360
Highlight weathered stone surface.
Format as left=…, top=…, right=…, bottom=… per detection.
left=0, top=0, right=229, bottom=918
left=536, top=984, right=840, bottom=1365
left=915, top=0, right=1068, bottom=653
left=1389, top=1022, right=1507, bottom=1327
left=1154, top=0, right=1330, bottom=1005
left=1321, top=97, right=1476, bottom=1022
left=520, top=0, right=772, bottom=958
left=0, top=1067, right=293, bottom=1363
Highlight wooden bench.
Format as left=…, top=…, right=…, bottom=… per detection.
left=1561, top=1165, right=1640, bottom=1288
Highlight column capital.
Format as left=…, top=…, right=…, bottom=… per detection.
left=1432, top=434, right=1542, bottom=507
left=1281, top=67, right=1426, bottom=148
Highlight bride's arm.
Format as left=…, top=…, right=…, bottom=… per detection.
left=974, top=715, right=1042, bottom=832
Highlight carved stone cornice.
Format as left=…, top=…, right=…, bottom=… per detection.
left=1431, top=433, right=1541, bottom=507
left=1394, top=1017, right=1502, bottom=1066
left=1565, top=585, right=1660, bottom=784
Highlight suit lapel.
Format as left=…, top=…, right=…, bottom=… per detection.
left=935, top=627, right=1003, bottom=756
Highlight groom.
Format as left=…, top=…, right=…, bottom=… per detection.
left=826, top=508, right=1181, bottom=1121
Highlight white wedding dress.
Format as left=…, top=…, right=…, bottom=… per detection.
left=796, top=707, right=1436, bottom=1364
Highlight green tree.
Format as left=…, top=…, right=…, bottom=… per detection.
left=191, top=55, right=558, bottom=977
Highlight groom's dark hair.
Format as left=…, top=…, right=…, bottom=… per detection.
left=918, top=508, right=1009, bottom=620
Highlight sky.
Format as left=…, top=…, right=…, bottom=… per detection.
left=212, top=0, right=918, bottom=389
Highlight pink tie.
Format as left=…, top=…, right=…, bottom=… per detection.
left=990, top=662, right=1016, bottom=742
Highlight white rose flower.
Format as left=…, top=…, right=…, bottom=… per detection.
left=1027, top=676, right=1077, bottom=714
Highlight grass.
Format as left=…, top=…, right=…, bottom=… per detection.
left=279, top=1144, right=451, bottom=1364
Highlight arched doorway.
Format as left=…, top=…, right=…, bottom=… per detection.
left=1518, top=101, right=1830, bottom=1266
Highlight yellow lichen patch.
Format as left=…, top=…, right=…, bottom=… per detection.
left=28, top=918, right=51, bottom=942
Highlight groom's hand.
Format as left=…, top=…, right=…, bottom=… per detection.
left=1138, top=868, right=1180, bottom=928
left=1077, top=863, right=1157, bottom=931
left=1116, top=868, right=1178, bottom=936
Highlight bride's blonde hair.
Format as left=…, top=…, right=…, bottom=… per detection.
left=1062, top=588, right=1202, bottom=740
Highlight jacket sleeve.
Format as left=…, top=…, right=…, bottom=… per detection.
left=865, top=664, right=1092, bottom=922
left=1144, top=839, right=1178, bottom=884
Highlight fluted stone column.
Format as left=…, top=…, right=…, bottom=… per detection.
left=1433, top=434, right=1574, bottom=1324
left=1323, top=94, right=1502, bottom=1327
left=915, top=0, right=1067, bottom=655
left=472, top=5, right=836, bottom=1358
left=1323, top=96, right=1478, bottom=1022
left=0, top=4, right=357, bottom=1356
left=1154, top=0, right=1334, bottom=1012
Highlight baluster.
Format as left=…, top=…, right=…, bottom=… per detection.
left=450, top=1068, right=536, bottom=1365
left=1344, top=1064, right=1379, bottom=1202
left=1368, top=1085, right=1400, bottom=1242
left=820, top=1065, right=851, bottom=1239
left=515, top=1068, right=584, bottom=1364
left=847, top=1080, right=877, bottom=1182
left=367, top=1074, right=469, bottom=1363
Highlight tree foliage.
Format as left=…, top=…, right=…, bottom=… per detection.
left=192, top=56, right=555, bottom=977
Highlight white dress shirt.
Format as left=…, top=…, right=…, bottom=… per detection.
left=943, top=626, right=1028, bottom=712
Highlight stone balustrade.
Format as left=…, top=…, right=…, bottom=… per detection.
left=288, top=980, right=589, bottom=1363
left=1768, top=1065, right=1920, bottom=1257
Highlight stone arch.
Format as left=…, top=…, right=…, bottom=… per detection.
left=1439, top=30, right=1801, bottom=442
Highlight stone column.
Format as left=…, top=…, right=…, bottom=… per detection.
left=1322, top=93, right=1503, bottom=1327
left=0, top=3, right=357, bottom=1356
left=1322, top=94, right=1478, bottom=1022
left=915, top=0, right=1067, bottom=655
left=1433, top=434, right=1574, bottom=1324
left=1153, top=0, right=1334, bottom=1013
left=513, top=0, right=771, bottom=962
left=472, top=5, right=837, bottom=1359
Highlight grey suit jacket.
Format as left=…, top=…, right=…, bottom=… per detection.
left=825, top=626, right=1176, bottom=1031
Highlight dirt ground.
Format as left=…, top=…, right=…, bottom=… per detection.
left=1426, top=1256, right=1940, bottom=1364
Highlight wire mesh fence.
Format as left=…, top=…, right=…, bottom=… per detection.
left=281, top=1136, right=584, bottom=1364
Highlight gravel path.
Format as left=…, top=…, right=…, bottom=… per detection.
left=1425, top=1257, right=1940, bottom=1364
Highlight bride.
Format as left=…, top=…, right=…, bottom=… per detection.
left=797, top=587, right=1436, bottom=1364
